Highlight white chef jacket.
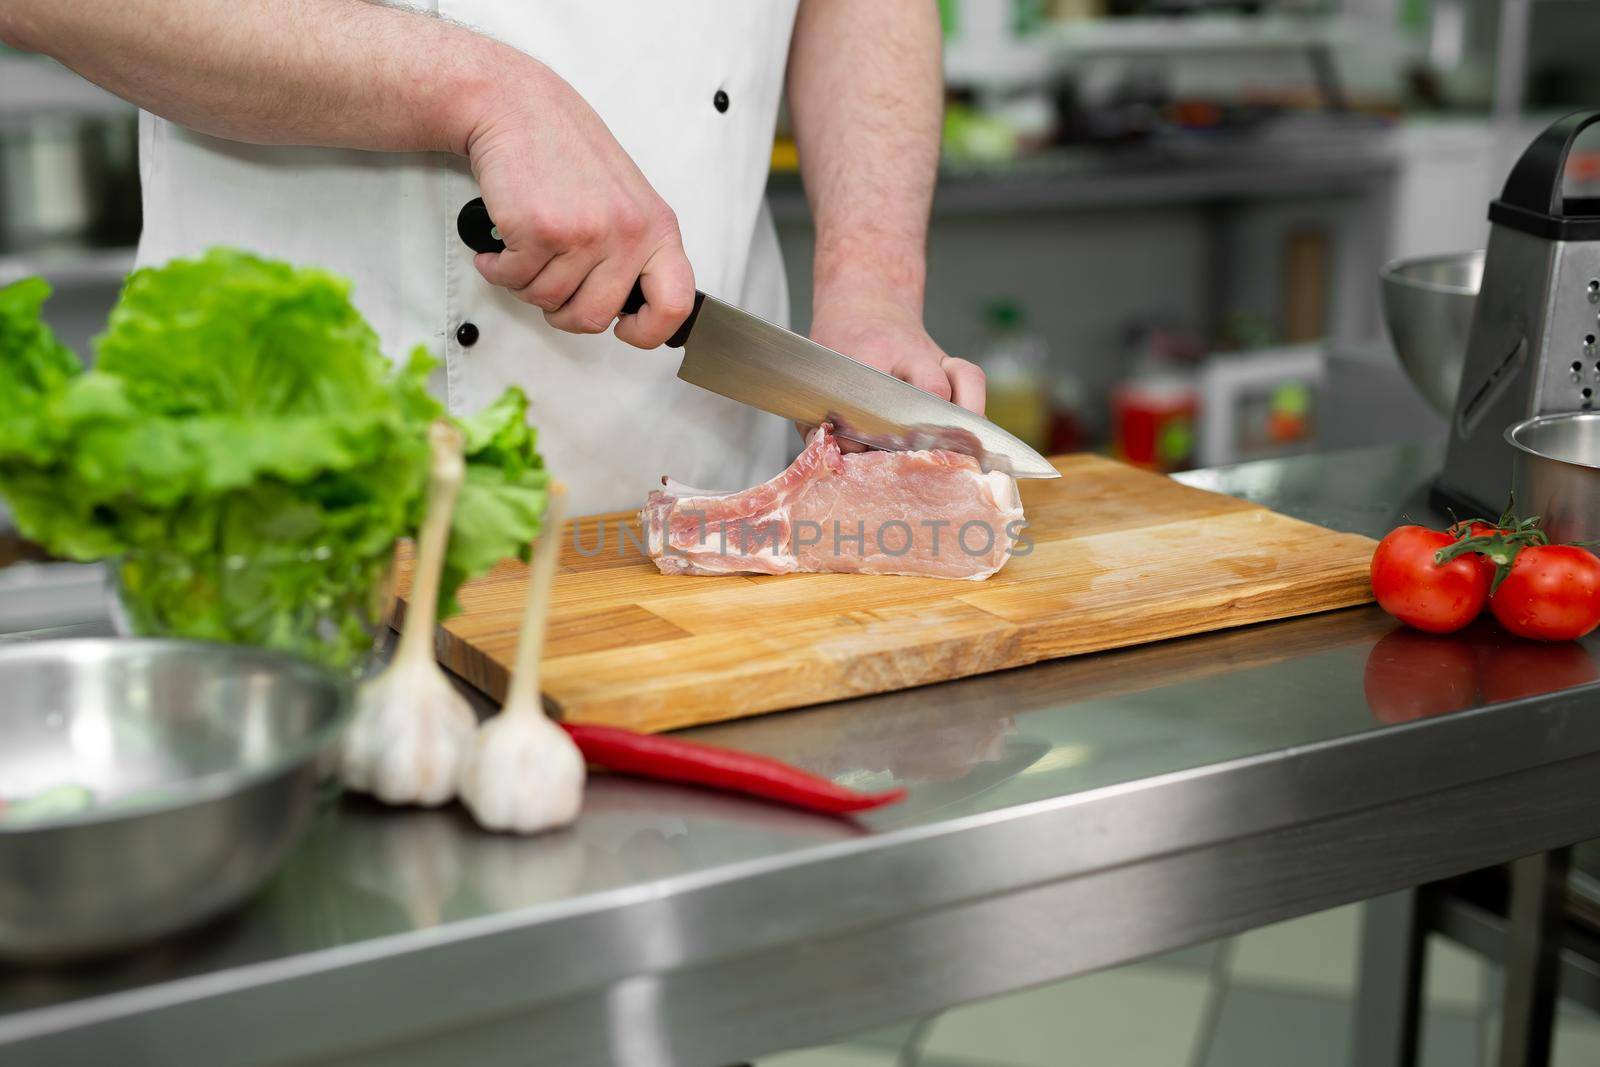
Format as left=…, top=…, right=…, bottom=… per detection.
left=136, top=1, right=797, bottom=516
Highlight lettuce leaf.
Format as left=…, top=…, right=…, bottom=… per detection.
left=449, top=385, right=548, bottom=617
left=0, top=277, right=81, bottom=442
left=96, top=249, right=394, bottom=418
left=0, top=251, right=548, bottom=669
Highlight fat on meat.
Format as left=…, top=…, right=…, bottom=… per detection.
left=640, top=425, right=1026, bottom=580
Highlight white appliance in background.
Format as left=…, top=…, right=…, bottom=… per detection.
left=1196, top=344, right=1324, bottom=467
left=941, top=0, right=1052, bottom=88
left=1390, top=120, right=1500, bottom=262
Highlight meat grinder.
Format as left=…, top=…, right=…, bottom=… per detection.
left=1435, top=110, right=1600, bottom=515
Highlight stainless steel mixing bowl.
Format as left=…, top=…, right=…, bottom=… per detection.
left=0, top=639, right=350, bottom=961
left=1379, top=249, right=1484, bottom=417
left=1507, top=412, right=1600, bottom=548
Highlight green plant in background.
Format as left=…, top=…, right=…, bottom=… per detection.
left=1012, top=0, right=1047, bottom=37
left=0, top=249, right=547, bottom=671
left=938, top=0, right=960, bottom=38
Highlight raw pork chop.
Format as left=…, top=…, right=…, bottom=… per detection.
left=640, top=425, right=1026, bottom=580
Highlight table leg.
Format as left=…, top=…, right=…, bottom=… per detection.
left=1351, top=890, right=1427, bottom=1067
left=1498, top=848, right=1572, bottom=1067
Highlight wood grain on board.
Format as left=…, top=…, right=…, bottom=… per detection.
left=396, top=453, right=1377, bottom=732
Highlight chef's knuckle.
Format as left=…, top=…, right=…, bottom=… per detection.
left=520, top=282, right=561, bottom=311
left=614, top=201, right=649, bottom=241
left=525, top=209, right=564, bottom=244
left=493, top=263, right=531, bottom=290
left=571, top=307, right=613, bottom=334
left=546, top=213, right=602, bottom=249
left=650, top=203, right=681, bottom=238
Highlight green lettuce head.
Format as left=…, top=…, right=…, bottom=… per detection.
left=0, top=250, right=547, bottom=670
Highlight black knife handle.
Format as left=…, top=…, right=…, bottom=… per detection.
left=456, top=197, right=504, bottom=253
left=455, top=198, right=703, bottom=348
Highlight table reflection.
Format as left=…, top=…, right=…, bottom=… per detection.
left=1363, top=620, right=1600, bottom=724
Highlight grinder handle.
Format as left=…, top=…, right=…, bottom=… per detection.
left=1499, top=109, right=1600, bottom=219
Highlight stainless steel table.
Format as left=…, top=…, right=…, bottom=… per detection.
left=4, top=439, right=1600, bottom=1067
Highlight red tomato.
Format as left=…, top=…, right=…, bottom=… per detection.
left=1363, top=626, right=1480, bottom=723
left=1488, top=545, right=1600, bottom=641
left=1370, top=526, right=1491, bottom=633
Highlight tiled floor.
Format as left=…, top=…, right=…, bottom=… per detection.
left=918, top=967, right=1212, bottom=1067
left=759, top=902, right=1600, bottom=1067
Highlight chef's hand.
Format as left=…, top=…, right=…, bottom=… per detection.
left=466, top=64, right=696, bottom=350
left=801, top=296, right=985, bottom=450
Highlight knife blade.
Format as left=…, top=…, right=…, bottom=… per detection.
left=457, top=199, right=1060, bottom=479
left=673, top=294, right=1059, bottom=479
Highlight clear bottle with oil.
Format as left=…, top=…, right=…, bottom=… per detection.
left=975, top=300, right=1049, bottom=452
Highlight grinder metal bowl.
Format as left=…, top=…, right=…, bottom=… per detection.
left=0, top=639, right=349, bottom=962
left=1507, top=412, right=1600, bottom=548
left=1379, top=250, right=1482, bottom=417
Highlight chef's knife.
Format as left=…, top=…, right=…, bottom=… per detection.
left=458, top=199, right=1060, bottom=480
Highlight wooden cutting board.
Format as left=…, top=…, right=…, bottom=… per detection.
left=397, top=453, right=1376, bottom=732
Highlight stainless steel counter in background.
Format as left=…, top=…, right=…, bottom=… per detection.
left=3, top=439, right=1598, bottom=1067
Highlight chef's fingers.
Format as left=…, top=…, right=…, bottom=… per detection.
left=902, top=360, right=954, bottom=404
left=614, top=245, right=696, bottom=350
left=473, top=247, right=556, bottom=292
left=522, top=249, right=604, bottom=316
left=942, top=357, right=987, bottom=415
left=545, top=254, right=641, bottom=335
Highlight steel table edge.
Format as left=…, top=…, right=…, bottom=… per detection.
left=5, top=678, right=1600, bottom=1064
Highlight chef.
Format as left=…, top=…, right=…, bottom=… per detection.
left=3, top=0, right=987, bottom=514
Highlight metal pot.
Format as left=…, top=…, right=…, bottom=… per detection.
left=1506, top=412, right=1600, bottom=547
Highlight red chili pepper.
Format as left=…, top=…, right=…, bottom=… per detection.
left=559, top=723, right=907, bottom=815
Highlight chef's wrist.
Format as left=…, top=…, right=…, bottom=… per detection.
left=812, top=233, right=926, bottom=321
left=448, top=41, right=564, bottom=158
left=811, top=291, right=923, bottom=334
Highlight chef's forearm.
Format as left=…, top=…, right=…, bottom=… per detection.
left=785, top=0, right=943, bottom=315
left=0, top=0, right=532, bottom=157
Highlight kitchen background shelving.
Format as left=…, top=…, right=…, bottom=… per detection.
left=3, top=1, right=1596, bottom=471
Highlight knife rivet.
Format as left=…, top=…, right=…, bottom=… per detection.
left=456, top=322, right=480, bottom=348
left=713, top=89, right=730, bottom=114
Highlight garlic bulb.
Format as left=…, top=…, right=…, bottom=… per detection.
left=459, top=704, right=585, bottom=833
left=459, top=482, right=586, bottom=834
left=341, top=421, right=476, bottom=807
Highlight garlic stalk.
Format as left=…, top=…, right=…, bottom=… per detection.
left=459, top=482, right=586, bottom=833
left=340, top=420, right=476, bottom=807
